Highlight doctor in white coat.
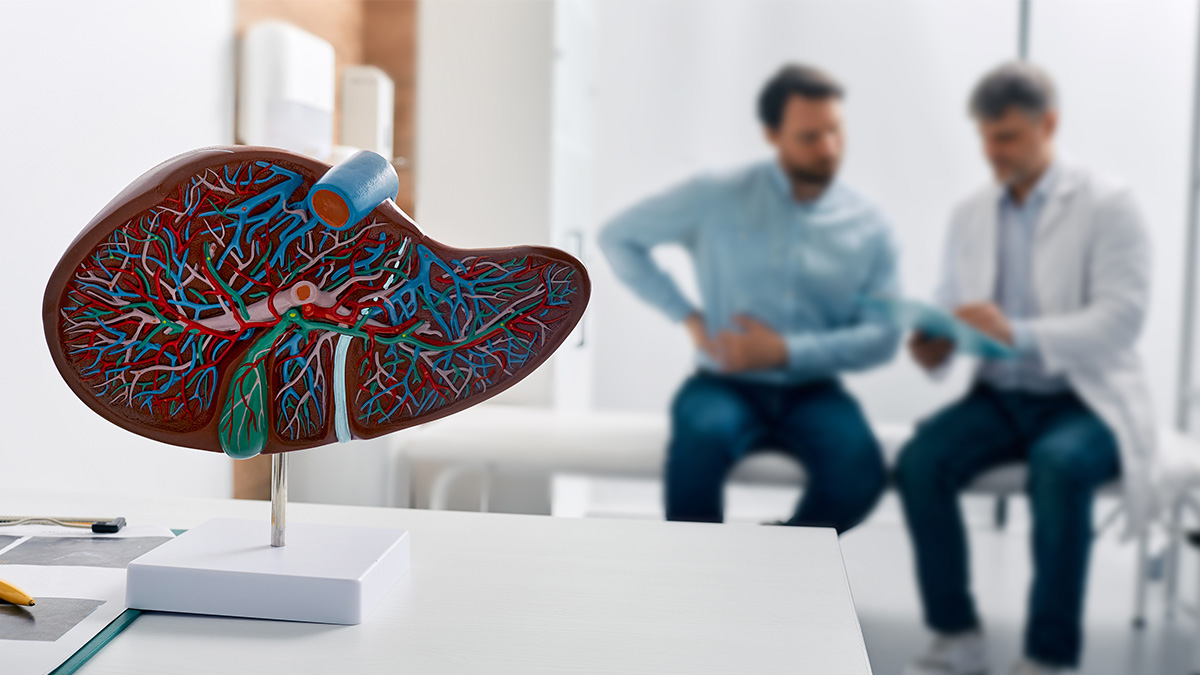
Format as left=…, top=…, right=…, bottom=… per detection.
left=899, top=62, right=1157, bottom=675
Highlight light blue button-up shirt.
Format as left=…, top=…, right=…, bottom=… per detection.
left=598, top=160, right=901, bottom=386
left=977, top=162, right=1069, bottom=393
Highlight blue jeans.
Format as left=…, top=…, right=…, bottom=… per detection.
left=665, top=373, right=886, bottom=533
left=895, top=385, right=1120, bottom=668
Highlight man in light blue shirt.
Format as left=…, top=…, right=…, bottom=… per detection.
left=599, top=64, right=900, bottom=532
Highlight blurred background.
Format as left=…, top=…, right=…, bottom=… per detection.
left=4, top=0, right=1200, bottom=671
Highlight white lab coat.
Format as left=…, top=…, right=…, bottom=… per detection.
left=937, top=162, right=1158, bottom=535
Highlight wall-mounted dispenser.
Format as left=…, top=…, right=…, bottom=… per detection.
left=238, top=20, right=335, bottom=161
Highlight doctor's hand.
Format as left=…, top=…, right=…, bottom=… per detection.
left=909, top=332, right=954, bottom=371
left=714, top=315, right=788, bottom=373
left=954, top=302, right=1014, bottom=345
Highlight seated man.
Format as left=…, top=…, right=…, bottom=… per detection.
left=899, top=62, right=1156, bottom=675
left=599, top=64, right=900, bottom=532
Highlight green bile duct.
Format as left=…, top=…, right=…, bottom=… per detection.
left=218, top=314, right=297, bottom=459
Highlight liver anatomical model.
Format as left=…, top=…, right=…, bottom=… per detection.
left=43, top=147, right=590, bottom=459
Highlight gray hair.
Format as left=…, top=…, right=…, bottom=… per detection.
left=969, top=61, right=1058, bottom=120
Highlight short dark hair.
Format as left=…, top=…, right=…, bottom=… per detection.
left=757, top=64, right=844, bottom=129
left=969, top=61, right=1058, bottom=120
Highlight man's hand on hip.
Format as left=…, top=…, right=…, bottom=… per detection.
left=955, top=302, right=1014, bottom=345
left=714, top=315, right=788, bottom=373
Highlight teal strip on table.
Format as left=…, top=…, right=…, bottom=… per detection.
left=50, top=609, right=142, bottom=675
left=50, top=529, right=187, bottom=675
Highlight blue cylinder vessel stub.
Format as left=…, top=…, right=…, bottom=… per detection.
left=308, top=150, right=399, bottom=230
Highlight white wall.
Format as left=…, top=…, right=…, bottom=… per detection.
left=1028, top=0, right=1197, bottom=431
left=590, top=0, right=1019, bottom=423
left=415, top=0, right=566, bottom=407
left=415, top=0, right=554, bottom=250
left=0, top=0, right=236, bottom=499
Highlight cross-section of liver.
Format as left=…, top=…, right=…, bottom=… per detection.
left=43, top=147, right=590, bottom=458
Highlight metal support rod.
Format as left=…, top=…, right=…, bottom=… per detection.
left=1017, top=0, right=1031, bottom=60
left=480, top=463, right=492, bottom=513
left=1175, top=0, right=1200, bottom=433
left=271, top=453, right=287, bottom=547
left=993, top=495, right=1009, bottom=531
left=1133, top=530, right=1149, bottom=630
left=1165, top=501, right=1184, bottom=618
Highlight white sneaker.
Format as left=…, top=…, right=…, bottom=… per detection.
left=904, top=630, right=989, bottom=675
left=1010, top=657, right=1069, bottom=674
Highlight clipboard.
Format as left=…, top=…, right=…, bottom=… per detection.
left=861, top=296, right=1015, bottom=360
left=1, top=525, right=183, bottom=675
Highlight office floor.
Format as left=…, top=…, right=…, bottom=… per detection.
left=552, top=476, right=1200, bottom=674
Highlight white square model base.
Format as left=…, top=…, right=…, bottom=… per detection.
left=126, top=518, right=410, bottom=625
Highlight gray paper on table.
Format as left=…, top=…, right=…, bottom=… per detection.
left=0, top=536, right=173, bottom=568
left=0, top=597, right=105, bottom=642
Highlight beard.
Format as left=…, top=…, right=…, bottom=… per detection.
left=990, top=160, right=1020, bottom=186
left=783, top=159, right=838, bottom=187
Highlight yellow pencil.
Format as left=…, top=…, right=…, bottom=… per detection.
left=0, top=577, right=34, bottom=606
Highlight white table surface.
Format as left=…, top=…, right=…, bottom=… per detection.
left=3, top=489, right=872, bottom=675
